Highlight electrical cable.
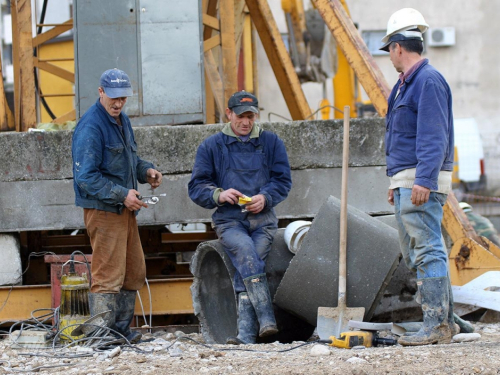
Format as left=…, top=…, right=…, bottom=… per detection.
left=145, top=278, right=153, bottom=331
left=304, top=105, right=344, bottom=120
left=176, top=335, right=320, bottom=353
left=267, top=112, right=292, bottom=122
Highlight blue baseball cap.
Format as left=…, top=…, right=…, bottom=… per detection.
left=99, top=68, right=133, bottom=98
left=228, top=91, right=259, bottom=115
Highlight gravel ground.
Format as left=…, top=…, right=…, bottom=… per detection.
left=0, top=322, right=498, bottom=375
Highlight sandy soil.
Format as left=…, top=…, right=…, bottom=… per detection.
left=0, top=322, right=498, bottom=375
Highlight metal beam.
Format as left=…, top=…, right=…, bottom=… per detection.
left=312, top=0, right=391, bottom=117
left=0, top=285, right=52, bottom=322
left=245, top=0, right=311, bottom=120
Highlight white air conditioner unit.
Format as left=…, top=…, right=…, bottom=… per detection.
left=427, top=27, right=455, bottom=47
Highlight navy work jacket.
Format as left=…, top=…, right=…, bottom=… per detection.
left=72, top=99, right=154, bottom=214
left=188, top=127, right=292, bottom=224
left=385, top=59, right=454, bottom=191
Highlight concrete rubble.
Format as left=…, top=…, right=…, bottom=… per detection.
left=0, top=322, right=498, bottom=374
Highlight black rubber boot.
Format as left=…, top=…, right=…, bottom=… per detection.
left=398, top=277, right=452, bottom=346
left=114, top=290, right=142, bottom=344
left=446, top=277, right=460, bottom=336
left=87, top=293, right=117, bottom=336
left=226, top=292, right=259, bottom=345
left=243, top=274, right=278, bottom=338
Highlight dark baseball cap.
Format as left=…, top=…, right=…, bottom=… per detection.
left=99, top=68, right=133, bottom=98
left=228, top=91, right=259, bottom=115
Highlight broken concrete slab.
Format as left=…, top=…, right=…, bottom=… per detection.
left=190, top=229, right=314, bottom=344
left=274, top=196, right=401, bottom=326
left=0, top=234, right=22, bottom=285
left=0, top=167, right=393, bottom=232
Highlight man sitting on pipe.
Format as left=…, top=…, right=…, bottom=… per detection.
left=188, top=91, right=292, bottom=344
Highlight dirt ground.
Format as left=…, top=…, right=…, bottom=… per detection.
left=0, top=322, right=499, bottom=375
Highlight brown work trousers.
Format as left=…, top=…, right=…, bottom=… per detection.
left=84, top=208, right=146, bottom=293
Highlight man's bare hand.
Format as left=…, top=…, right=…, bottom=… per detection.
left=124, top=189, right=148, bottom=211
left=246, top=194, right=266, bottom=214
left=411, top=184, right=430, bottom=206
left=219, top=188, right=243, bottom=205
left=387, top=189, right=394, bottom=206
left=146, top=169, right=162, bottom=189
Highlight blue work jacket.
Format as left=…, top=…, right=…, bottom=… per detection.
left=72, top=99, right=154, bottom=214
left=188, top=125, right=292, bottom=224
left=385, top=59, right=454, bottom=191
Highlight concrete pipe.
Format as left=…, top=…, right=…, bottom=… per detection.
left=190, top=229, right=315, bottom=344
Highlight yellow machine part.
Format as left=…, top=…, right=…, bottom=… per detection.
left=326, top=331, right=374, bottom=349
left=59, top=273, right=90, bottom=342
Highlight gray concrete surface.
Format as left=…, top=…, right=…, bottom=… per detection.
left=0, top=118, right=393, bottom=231
left=0, top=234, right=22, bottom=285
left=274, top=196, right=401, bottom=326
left=190, top=229, right=314, bottom=344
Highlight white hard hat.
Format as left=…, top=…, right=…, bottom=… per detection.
left=459, top=202, right=473, bottom=212
left=380, top=8, right=429, bottom=51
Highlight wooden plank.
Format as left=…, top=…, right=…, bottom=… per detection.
left=203, top=0, right=219, bottom=41
left=243, top=14, right=253, bottom=93
left=204, top=50, right=225, bottom=117
left=32, top=19, right=73, bottom=48
left=203, top=34, right=221, bottom=53
left=0, top=285, right=52, bottom=322
left=312, top=0, right=391, bottom=117
left=11, top=0, right=37, bottom=131
left=0, top=37, right=14, bottom=131
left=51, top=109, right=76, bottom=124
left=219, top=0, right=238, bottom=106
left=34, top=60, right=75, bottom=83
left=245, top=0, right=311, bottom=120
left=161, top=232, right=217, bottom=244
left=205, top=70, right=216, bottom=124
left=234, top=0, right=247, bottom=65
left=202, top=13, right=219, bottom=31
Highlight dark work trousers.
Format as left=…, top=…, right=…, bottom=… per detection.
left=214, top=210, right=277, bottom=292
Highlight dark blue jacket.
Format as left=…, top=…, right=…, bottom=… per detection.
left=72, top=99, right=154, bottom=214
left=385, top=59, right=454, bottom=190
left=188, top=127, right=292, bottom=224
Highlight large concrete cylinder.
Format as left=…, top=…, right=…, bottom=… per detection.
left=190, top=229, right=315, bottom=344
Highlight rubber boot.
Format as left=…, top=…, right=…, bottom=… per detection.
left=87, top=293, right=117, bottom=336
left=226, top=292, right=259, bottom=345
left=446, top=277, right=460, bottom=336
left=243, top=274, right=278, bottom=338
left=114, top=290, right=142, bottom=344
left=398, top=277, right=452, bottom=346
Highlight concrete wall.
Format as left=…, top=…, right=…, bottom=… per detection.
left=259, top=1, right=500, bottom=192
left=0, top=118, right=394, bottom=231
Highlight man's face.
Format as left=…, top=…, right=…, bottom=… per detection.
left=99, top=87, right=127, bottom=118
left=226, top=109, right=257, bottom=137
left=389, top=43, right=404, bottom=73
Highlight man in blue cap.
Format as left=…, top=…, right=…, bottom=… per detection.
left=72, top=68, right=162, bottom=343
left=188, top=91, right=292, bottom=345
left=381, top=9, right=456, bottom=346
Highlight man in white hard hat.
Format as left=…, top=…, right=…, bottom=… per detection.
left=460, top=202, right=500, bottom=247
left=382, top=9, right=456, bottom=346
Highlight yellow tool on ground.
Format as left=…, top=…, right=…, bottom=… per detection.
left=59, top=253, right=90, bottom=342
left=320, top=330, right=397, bottom=349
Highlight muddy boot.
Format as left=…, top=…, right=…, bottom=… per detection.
left=243, top=274, right=278, bottom=338
left=226, top=292, right=259, bottom=345
left=398, top=277, right=452, bottom=346
left=85, top=293, right=117, bottom=336
left=446, top=278, right=460, bottom=336
left=114, top=290, right=142, bottom=344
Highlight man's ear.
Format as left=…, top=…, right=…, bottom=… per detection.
left=225, top=108, right=232, bottom=120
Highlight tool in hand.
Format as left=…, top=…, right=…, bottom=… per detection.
left=319, top=330, right=398, bottom=349
left=137, top=193, right=166, bottom=205
left=238, top=195, right=252, bottom=212
left=317, top=105, right=365, bottom=340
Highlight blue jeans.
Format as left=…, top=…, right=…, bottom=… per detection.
left=214, top=211, right=278, bottom=293
left=393, top=188, right=448, bottom=279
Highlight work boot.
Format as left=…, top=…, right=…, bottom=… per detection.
left=243, top=274, right=278, bottom=338
left=114, top=290, right=142, bottom=344
left=86, top=293, right=117, bottom=336
left=398, top=277, right=452, bottom=346
left=446, top=277, right=460, bottom=336
left=226, top=292, right=259, bottom=345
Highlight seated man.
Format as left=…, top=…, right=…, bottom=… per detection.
left=188, top=91, right=292, bottom=344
